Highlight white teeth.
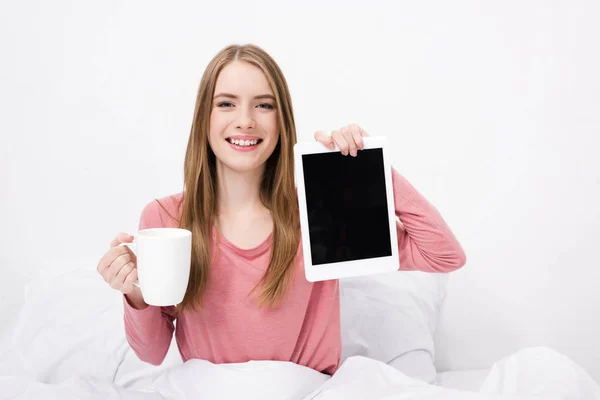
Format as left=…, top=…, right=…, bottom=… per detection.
left=229, top=138, right=259, bottom=147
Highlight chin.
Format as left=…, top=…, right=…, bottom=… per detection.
left=232, top=164, right=263, bottom=173
left=219, top=158, right=266, bottom=174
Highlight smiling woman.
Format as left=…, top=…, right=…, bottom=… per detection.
left=95, top=43, right=466, bottom=376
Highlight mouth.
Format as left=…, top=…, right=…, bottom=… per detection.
left=225, top=137, right=264, bottom=148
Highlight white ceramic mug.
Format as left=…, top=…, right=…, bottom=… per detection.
left=122, top=228, right=192, bottom=306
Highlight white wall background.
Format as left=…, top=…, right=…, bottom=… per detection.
left=1, top=0, right=599, bottom=382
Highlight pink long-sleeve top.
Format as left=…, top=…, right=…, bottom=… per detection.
left=123, top=168, right=466, bottom=375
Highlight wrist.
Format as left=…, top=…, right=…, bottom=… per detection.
left=125, top=288, right=148, bottom=310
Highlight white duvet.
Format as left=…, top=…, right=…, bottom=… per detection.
left=2, top=346, right=599, bottom=400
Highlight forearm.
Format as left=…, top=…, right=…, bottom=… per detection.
left=391, top=167, right=466, bottom=272
left=123, top=296, right=175, bottom=365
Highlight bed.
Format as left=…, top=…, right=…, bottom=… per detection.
left=1, top=264, right=598, bottom=399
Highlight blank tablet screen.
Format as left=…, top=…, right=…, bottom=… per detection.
left=301, top=148, right=393, bottom=266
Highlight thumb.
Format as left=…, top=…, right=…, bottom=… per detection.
left=314, top=130, right=335, bottom=149
left=110, top=232, right=134, bottom=248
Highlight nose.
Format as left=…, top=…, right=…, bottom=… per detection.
left=235, top=107, right=255, bottom=130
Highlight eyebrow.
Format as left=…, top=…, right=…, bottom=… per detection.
left=213, top=93, right=275, bottom=101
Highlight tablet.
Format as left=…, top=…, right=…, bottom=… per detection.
left=293, top=136, right=399, bottom=282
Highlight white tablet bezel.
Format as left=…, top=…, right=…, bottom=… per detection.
left=293, top=136, right=399, bottom=282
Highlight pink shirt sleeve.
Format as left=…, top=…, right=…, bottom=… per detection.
left=122, top=200, right=177, bottom=365
left=391, top=167, right=467, bottom=272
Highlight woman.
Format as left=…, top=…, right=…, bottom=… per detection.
left=96, top=43, right=466, bottom=375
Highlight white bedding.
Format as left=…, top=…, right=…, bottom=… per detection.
left=436, top=368, right=491, bottom=392
left=2, top=347, right=600, bottom=399
left=2, top=266, right=599, bottom=399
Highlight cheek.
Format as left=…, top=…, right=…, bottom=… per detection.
left=209, top=110, right=220, bottom=131
left=261, top=113, right=279, bottom=138
left=209, top=111, right=227, bottom=142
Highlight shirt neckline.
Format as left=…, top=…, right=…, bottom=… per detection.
left=213, top=226, right=273, bottom=258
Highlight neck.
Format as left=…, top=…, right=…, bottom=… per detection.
left=216, top=162, right=267, bottom=217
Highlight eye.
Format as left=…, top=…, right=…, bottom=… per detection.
left=257, top=103, right=274, bottom=110
left=217, top=102, right=233, bottom=108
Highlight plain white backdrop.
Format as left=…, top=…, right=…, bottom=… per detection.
left=1, top=0, right=599, bottom=382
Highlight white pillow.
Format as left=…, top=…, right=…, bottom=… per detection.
left=9, top=263, right=183, bottom=387
left=11, top=264, right=129, bottom=384
left=339, top=270, right=449, bottom=383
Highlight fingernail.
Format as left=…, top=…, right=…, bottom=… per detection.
left=329, top=143, right=335, bottom=149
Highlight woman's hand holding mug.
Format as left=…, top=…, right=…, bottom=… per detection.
left=97, top=228, right=192, bottom=308
left=97, top=232, right=147, bottom=310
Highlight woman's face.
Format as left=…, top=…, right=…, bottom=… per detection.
left=208, top=61, right=280, bottom=174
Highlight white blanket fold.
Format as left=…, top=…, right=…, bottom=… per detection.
left=1, top=347, right=598, bottom=400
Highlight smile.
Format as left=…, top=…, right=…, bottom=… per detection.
left=225, top=137, right=264, bottom=152
left=226, top=138, right=262, bottom=147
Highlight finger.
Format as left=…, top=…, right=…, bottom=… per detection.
left=97, top=245, right=131, bottom=274
left=114, top=260, right=136, bottom=290
left=314, top=130, right=335, bottom=150
left=123, top=269, right=139, bottom=293
left=330, top=130, right=349, bottom=156
left=358, top=125, right=369, bottom=137
left=105, top=252, right=133, bottom=284
left=105, top=253, right=132, bottom=287
left=340, top=127, right=357, bottom=157
left=110, top=233, right=134, bottom=248
left=348, top=124, right=365, bottom=150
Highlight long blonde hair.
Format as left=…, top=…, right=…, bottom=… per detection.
left=178, top=44, right=299, bottom=311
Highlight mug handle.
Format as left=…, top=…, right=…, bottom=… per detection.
left=119, top=242, right=141, bottom=288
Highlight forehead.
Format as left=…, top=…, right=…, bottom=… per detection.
left=214, top=61, right=273, bottom=95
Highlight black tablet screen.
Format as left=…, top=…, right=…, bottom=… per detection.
left=302, top=148, right=393, bottom=265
